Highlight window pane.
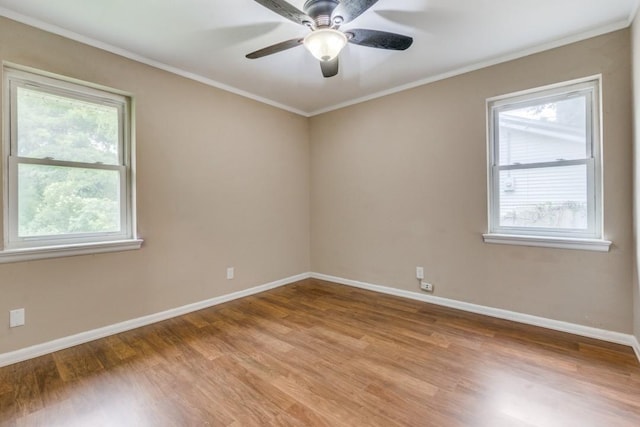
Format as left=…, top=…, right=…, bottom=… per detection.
left=498, top=164, right=587, bottom=230
left=498, top=96, right=587, bottom=166
left=17, top=87, right=120, bottom=164
left=18, top=164, right=121, bottom=237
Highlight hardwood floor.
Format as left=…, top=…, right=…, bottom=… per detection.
left=1, top=278, right=639, bottom=426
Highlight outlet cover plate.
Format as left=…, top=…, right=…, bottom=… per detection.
left=420, top=282, right=433, bottom=292
left=10, top=308, right=25, bottom=327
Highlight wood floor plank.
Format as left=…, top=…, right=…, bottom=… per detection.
left=1, top=278, right=639, bottom=426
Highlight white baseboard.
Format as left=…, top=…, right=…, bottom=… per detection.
left=0, top=272, right=310, bottom=368
left=632, top=336, right=640, bottom=363
left=311, top=272, right=639, bottom=359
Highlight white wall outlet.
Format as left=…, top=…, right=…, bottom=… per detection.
left=416, top=266, right=424, bottom=280
left=10, top=308, right=25, bottom=327
left=420, top=282, right=433, bottom=292
left=226, top=267, right=234, bottom=280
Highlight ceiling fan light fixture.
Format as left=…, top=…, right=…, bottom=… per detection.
left=303, top=28, right=347, bottom=62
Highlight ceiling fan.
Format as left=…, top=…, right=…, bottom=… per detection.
left=246, top=0, right=413, bottom=78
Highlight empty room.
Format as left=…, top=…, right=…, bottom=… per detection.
left=1, top=0, right=640, bottom=425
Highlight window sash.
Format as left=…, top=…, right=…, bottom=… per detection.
left=4, top=67, right=133, bottom=250
left=490, top=158, right=596, bottom=238
left=487, top=77, right=602, bottom=240
left=9, top=78, right=126, bottom=165
left=7, top=156, right=130, bottom=248
left=493, top=89, right=594, bottom=166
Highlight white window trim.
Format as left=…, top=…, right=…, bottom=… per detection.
left=1, top=64, right=142, bottom=262
left=484, top=75, right=610, bottom=252
left=0, top=239, right=144, bottom=263
left=482, top=233, right=611, bottom=252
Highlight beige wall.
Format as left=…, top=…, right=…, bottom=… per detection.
left=310, top=29, right=634, bottom=333
left=0, top=17, right=311, bottom=354
left=632, top=16, right=640, bottom=344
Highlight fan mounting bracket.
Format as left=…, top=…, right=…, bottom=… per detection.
left=303, top=0, right=341, bottom=29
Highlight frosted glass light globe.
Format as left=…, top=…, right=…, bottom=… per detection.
left=303, top=29, right=348, bottom=62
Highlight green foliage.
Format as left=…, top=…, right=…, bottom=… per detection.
left=16, top=88, right=122, bottom=237
left=17, top=87, right=119, bottom=163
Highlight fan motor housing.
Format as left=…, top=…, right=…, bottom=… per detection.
left=304, top=0, right=340, bottom=27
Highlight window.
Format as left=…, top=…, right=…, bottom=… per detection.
left=484, top=77, right=610, bottom=251
left=2, top=67, right=141, bottom=261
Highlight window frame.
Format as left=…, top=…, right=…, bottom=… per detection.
left=484, top=76, right=610, bottom=252
left=1, top=65, right=141, bottom=262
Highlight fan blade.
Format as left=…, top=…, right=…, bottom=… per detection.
left=246, top=38, right=303, bottom=59
left=253, top=0, right=311, bottom=26
left=347, top=29, right=413, bottom=50
left=320, top=58, right=339, bottom=78
left=333, top=0, right=379, bottom=23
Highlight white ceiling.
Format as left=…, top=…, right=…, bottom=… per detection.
left=0, top=0, right=637, bottom=116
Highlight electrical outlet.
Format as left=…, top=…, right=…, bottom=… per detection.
left=420, top=282, right=433, bottom=292
left=10, top=308, right=25, bottom=327
left=416, top=266, right=424, bottom=280
left=226, top=267, right=234, bottom=280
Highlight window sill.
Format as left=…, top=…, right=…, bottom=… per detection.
left=0, top=239, right=143, bottom=263
left=482, top=234, right=611, bottom=252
